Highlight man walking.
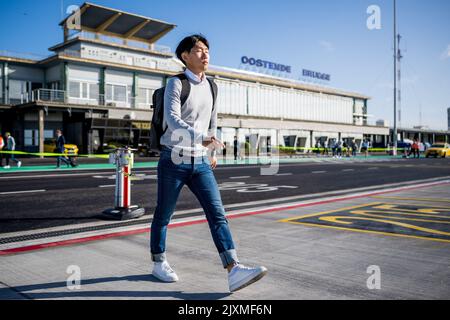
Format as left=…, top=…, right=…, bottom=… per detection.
left=150, top=35, right=267, bottom=292
left=55, top=129, right=76, bottom=168
left=233, top=136, right=239, bottom=161
left=0, top=133, right=4, bottom=167
left=3, top=132, right=21, bottom=169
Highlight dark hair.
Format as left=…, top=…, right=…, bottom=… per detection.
left=176, top=34, right=209, bottom=65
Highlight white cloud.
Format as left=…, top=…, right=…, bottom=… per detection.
left=441, top=45, right=450, bottom=60
left=319, top=40, right=335, bottom=52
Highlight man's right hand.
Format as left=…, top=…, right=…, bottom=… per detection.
left=202, top=136, right=225, bottom=150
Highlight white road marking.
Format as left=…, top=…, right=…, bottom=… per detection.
left=229, top=176, right=251, bottom=179
left=312, top=171, right=327, bottom=174
left=275, top=173, right=293, bottom=176
left=342, top=169, right=355, bottom=172
left=0, top=189, right=46, bottom=195
left=0, top=169, right=157, bottom=180
left=99, top=184, right=134, bottom=188
left=368, top=167, right=380, bottom=170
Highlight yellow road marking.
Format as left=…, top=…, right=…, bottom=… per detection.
left=318, top=216, right=450, bottom=236
left=278, top=202, right=450, bottom=243
left=373, top=196, right=450, bottom=203
left=278, top=202, right=383, bottom=223
left=348, top=211, right=450, bottom=223
left=373, top=203, right=450, bottom=213
left=281, top=220, right=450, bottom=243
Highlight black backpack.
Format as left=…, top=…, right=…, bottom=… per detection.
left=150, top=73, right=218, bottom=153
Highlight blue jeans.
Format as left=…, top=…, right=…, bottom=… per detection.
left=151, top=147, right=239, bottom=268
left=57, top=156, right=71, bottom=167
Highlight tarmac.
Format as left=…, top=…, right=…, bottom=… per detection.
left=0, top=153, right=405, bottom=173
left=1, top=176, right=449, bottom=300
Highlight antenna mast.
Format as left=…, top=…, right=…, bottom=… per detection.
left=393, top=0, right=398, bottom=155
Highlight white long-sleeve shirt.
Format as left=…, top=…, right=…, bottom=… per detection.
left=160, top=69, right=217, bottom=157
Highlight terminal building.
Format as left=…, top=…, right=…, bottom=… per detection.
left=1, top=2, right=446, bottom=157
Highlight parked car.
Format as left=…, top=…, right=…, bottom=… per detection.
left=425, top=143, right=450, bottom=158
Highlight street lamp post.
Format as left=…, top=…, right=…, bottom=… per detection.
left=393, top=0, right=398, bottom=156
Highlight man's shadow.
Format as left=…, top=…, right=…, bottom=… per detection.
left=0, top=274, right=231, bottom=300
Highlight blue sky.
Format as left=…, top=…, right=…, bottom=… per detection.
left=1, top=0, right=449, bottom=130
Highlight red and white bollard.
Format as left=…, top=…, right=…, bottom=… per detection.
left=102, top=147, right=145, bottom=220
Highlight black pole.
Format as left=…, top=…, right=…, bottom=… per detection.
left=393, top=0, right=398, bottom=155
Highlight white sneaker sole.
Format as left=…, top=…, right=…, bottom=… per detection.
left=230, top=267, right=268, bottom=292
left=152, top=271, right=179, bottom=283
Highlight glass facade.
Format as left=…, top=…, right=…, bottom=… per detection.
left=216, top=79, right=356, bottom=124
left=88, top=118, right=151, bottom=156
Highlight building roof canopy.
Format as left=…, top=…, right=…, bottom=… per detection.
left=60, top=2, right=176, bottom=44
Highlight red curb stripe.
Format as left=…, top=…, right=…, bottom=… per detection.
left=1, top=180, right=448, bottom=256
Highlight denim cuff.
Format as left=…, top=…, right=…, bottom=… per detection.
left=152, top=252, right=167, bottom=263
left=219, top=249, right=239, bottom=268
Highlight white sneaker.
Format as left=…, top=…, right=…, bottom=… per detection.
left=152, top=261, right=179, bottom=283
left=4, top=165, right=10, bottom=169
left=228, top=264, right=268, bottom=292
left=17, top=161, right=22, bottom=168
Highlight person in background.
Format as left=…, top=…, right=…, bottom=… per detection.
left=233, top=136, right=239, bottom=161
left=3, top=132, right=22, bottom=169
left=315, top=141, right=321, bottom=156
left=331, top=140, right=337, bottom=158
left=361, top=139, right=369, bottom=158
left=223, top=142, right=227, bottom=160
left=322, top=140, right=329, bottom=157
left=336, top=140, right=343, bottom=158
left=55, top=129, right=76, bottom=168
left=351, top=140, right=358, bottom=157
left=342, top=140, right=349, bottom=157
left=412, top=139, right=420, bottom=158
left=0, top=133, right=4, bottom=167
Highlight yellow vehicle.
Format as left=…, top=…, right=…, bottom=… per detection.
left=102, top=143, right=126, bottom=154
left=43, top=139, right=79, bottom=156
left=425, top=143, right=450, bottom=158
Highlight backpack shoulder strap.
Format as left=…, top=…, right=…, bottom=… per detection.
left=174, top=73, right=191, bottom=107
left=207, top=77, right=218, bottom=107
left=206, top=77, right=218, bottom=130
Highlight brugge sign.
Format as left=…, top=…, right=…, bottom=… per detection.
left=302, top=69, right=331, bottom=81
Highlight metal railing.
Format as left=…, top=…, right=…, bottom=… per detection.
left=32, top=88, right=152, bottom=110
left=61, top=48, right=180, bottom=72
left=68, top=31, right=172, bottom=54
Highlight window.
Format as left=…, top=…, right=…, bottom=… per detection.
left=106, top=84, right=128, bottom=102
left=69, top=81, right=99, bottom=100
left=81, top=83, right=88, bottom=99
left=138, top=87, right=154, bottom=105
left=114, top=85, right=126, bottom=102
left=69, top=81, right=81, bottom=98
left=106, top=84, right=113, bottom=101
left=89, top=83, right=99, bottom=99
left=9, top=80, right=28, bottom=100
left=24, top=129, right=53, bottom=146
left=49, top=81, right=60, bottom=90
left=24, top=129, right=37, bottom=146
